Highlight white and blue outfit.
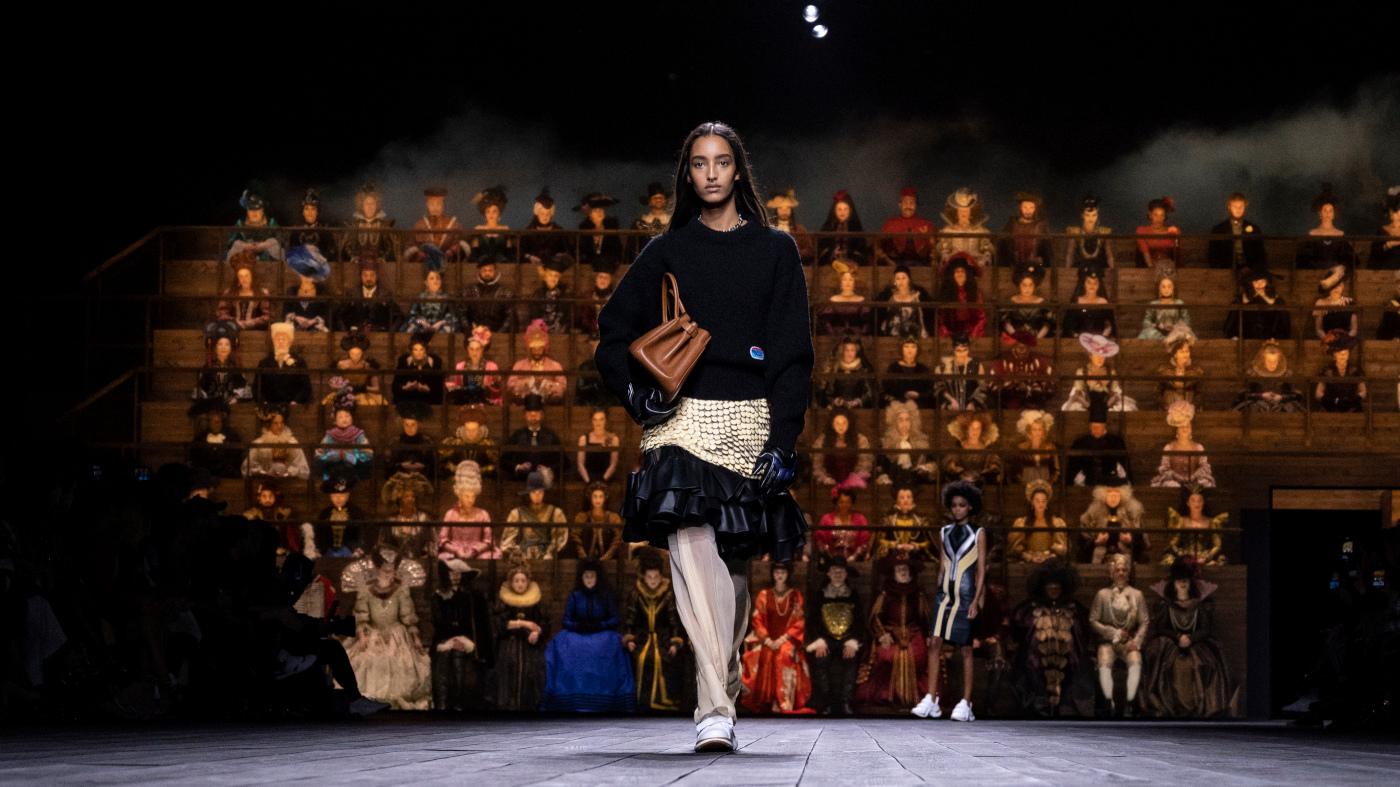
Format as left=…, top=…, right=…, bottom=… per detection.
left=931, top=521, right=981, bottom=646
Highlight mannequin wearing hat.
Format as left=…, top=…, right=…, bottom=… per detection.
left=335, top=253, right=402, bottom=333
left=491, top=561, right=549, bottom=711
left=634, top=181, right=673, bottom=240
left=521, top=188, right=568, bottom=265
left=333, top=329, right=385, bottom=407
left=187, top=400, right=245, bottom=480
left=882, top=337, right=935, bottom=410
left=406, top=188, right=469, bottom=264
left=541, top=559, right=636, bottom=713
left=1155, top=326, right=1203, bottom=409
left=1088, top=553, right=1149, bottom=717
left=506, top=320, right=567, bottom=404
left=576, top=192, right=624, bottom=272
left=873, top=486, right=936, bottom=561
left=526, top=253, right=574, bottom=335
left=816, top=267, right=872, bottom=337
left=392, top=333, right=446, bottom=405
left=254, top=322, right=312, bottom=406
left=226, top=183, right=282, bottom=262
left=575, top=337, right=621, bottom=408
left=243, top=479, right=309, bottom=557
left=503, top=394, right=563, bottom=481
left=1224, top=267, right=1290, bottom=340
left=1295, top=185, right=1356, bottom=271
left=740, top=560, right=814, bottom=714
left=283, top=275, right=331, bottom=333
left=1142, top=559, right=1238, bottom=718
left=501, top=469, right=568, bottom=559
left=216, top=251, right=273, bottom=331
left=1008, top=480, right=1069, bottom=564
left=1368, top=186, right=1400, bottom=269
left=400, top=268, right=461, bottom=335
left=1060, top=333, right=1137, bottom=413
left=818, top=190, right=870, bottom=268
left=1161, top=485, right=1229, bottom=568
left=932, top=333, right=988, bottom=411
left=877, top=187, right=935, bottom=266
left=312, top=467, right=367, bottom=559
left=989, top=331, right=1055, bottom=410
left=875, top=265, right=933, bottom=339
left=193, top=324, right=252, bottom=405
left=469, top=186, right=514, bottom=265
left=936, top=254, right=988, bottom=338
left=998, top=192, right=1053, bottom=269
left=569, top=481, right=624, bottom=560
left=1000, top=265, right=1056, bottom=341
left=1064, top=195, right=1116, bottom=276
left=315, top=401, right=374, bottom=481
left=766, top=189, right=815, bottom=264
left=1151, top=401, right=1215, bottom=488
left=438, top=406, right=500, bottom=480
left=445, top=326, right=503, bottom=407
left=1011, top=559, right=1089, bottom=717
left=578, top=260, right=617, bottom=340
left=814, top=486, right=873, bottom=562
left=342, top=546, right=431, bottom=710
left=431, top=557, right=493, bottom=711
left=936, top=188, right=994, bottom=272
left=875, top=401, right=937, bottom=490
left=1314, top=329, right=1367, bottom=412
left=439, top=460, right=499, bottom=560
left=856, top=554, right=931, bottom=709
left=1060, top=270, right=1116, bottom=339
left=1134, top=197, right=1180, bottom=278
left=806, top=557, right=864, bottom=715
left=287, top=189, right=334, bottom=258
left=241, top=405, right=310, bottom=481
left=815, top=336, right=877, bottom=410
left=1377, top=271, right=1400, bottom=339
left=379, top=470, right=435, bottom=559
left=459, top=259, right=516, bottom=334
left=623, top=551, right=690, bottom=712
left=1312, top=266, right=1358, bottom=340
left=1138, top=274, right=1191, bottom=341
left=1206, top=192, right=1267, bottom=273
left=1005, top=409, right=1060, bottom=487
left=1067, top=399, right=1133, bottom=488
left=340, top=183, right=398, bottom=262
left=1232, top=340, right=1305, bottom=413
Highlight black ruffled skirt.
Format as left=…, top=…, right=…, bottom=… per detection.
left=621, top=444, right=807, bottom=562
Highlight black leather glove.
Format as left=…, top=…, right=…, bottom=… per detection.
left=752, top=446, right=798, bottom=496
left=625, top=382, right=679, bottom=427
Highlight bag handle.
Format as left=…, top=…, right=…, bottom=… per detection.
left=659, top=272, right=688, bottom=322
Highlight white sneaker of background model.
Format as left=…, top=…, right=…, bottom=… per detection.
left=695, top=715, right=735, bottom=753
left=951, top=698, right=976, bottom=722
left=911, top=693, right=941, bottom=718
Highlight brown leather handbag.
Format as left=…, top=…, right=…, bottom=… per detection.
left=629, top=271, right=710, bottom=402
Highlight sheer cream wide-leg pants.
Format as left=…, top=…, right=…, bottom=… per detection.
left=668, top=524, right=751, bottom=724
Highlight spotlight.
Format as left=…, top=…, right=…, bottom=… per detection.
left=803, top=4, right=819, bottom=23
left=811, top=24, right=828, bottom=38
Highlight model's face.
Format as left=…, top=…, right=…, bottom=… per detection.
left=1090, top=422, right=1107, bottom=438
left=362, top=195, right=380, bottom=216
left=1159, top=278, right=1175, bottom=299
left=525, top=410, right=543, bottom=428
left=839, top=271, right=856, bottom=293
left=425, top=195, right=445, bottom=216
left=302, top=204, right=319, bottom=224
left=1188, top=492, right=1205, bottom=515
left=1029, top=421, right=1046, bottom=441
left=528, top=488, right=545, bottom=505
left=236, top=268, right=253, bottom=289
left=361, top=269, right=378, bottom=288
left=1262, top=349, right=1281, bottom=372
left=949, top=495, right=971, bottom=520
left=581, top=570, right=598, bottom=590
left=590, top=488, right=607, bottom=509
left=828, top=565, right=848, bottom=586
left=1019, top=200, right=1037, bottom=220
left=688, top=134, right=738, bottom=206
left=402, top=418, right=419, bottom=437
left=484, top=204, right=501, bottom=223
left=832, top=413, right=849, bottom=435
left=955, top=206, right=972, bottom=224
left=1174, top=345, right=1192, bottom=367
left=510, top=572, right=529, bottom=594
left=258, top=488, right=276, bottom=507
left=896, top=488, right=914, bottom=510
left=1149, top=206, right=1166, bottom=224
left=900, top=342, right=918, bottom=363
left=1228, top=199, right=1247, bottom=220
left=771, top=567, right=789, bottom=588
left=1045, top=581, right=1063, bottom=601
left=268, top=414, right=285, bottom=434
left=965, top=419, right=982, bottom=443
left=272, top=331, right=291, bottom=353
left=411, top=343, right=427, bottom=361
left=953, top=267, right=967, bottom=286
left=1018, top=276, right=1036, bottom=298
left=534, top=201, right=555, bottom=223
left=215, top=337, right=232, bottom=361
left=1032, top=490, right=1048, bottom=515
left=1318, top=203, right=1335, bottom=223
left=330, top=491, right=350, bottom=508
left=834, top=201, right=851, bottom=222
left=334, top=410, right=353, bottom=429
left=541, top=269, right=561, bottom=288
left=894, top=564, right=911, bottom=584
left=899, top=195, right=917, bottom=218
left=643, top=569, right=662, bottom=590
left=1105, top=488, right=1122, bottom=508
left=425, top=270, right=443, bottom=293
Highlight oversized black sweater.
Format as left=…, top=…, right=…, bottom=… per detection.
left=595, top=214, right=814, bottom=453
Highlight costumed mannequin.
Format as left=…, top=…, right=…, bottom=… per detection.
left=997, top=191, right=1053, bottom=269
left=1011, top=559, right=1089, bottom=717
left=255, top=321, right=312, bottom=406
left=490, top=561, right=548, bottom=711
left=1141, top=560, right=1238, bottom=718
left=1079, top=483, right=1149, bottom=565
left=521, top=187, right=568, bottom=265
left=806, top=556, right=864, bottom=715
left=1206, top=192, right=1267, bottom=272
left=311, top=467, right=365, bottom=560
left=1060, top=333, right=1137, bottom=412
left=813, top=487, right=871, bottom=562
left=431, top=558, right=493, bottom=711
left=1134, top=196, right=1180, bottom=277
left=1312, top=265, right=1358, bottom=340
left=932, top=333, right=988, bottom=411
left=989, top=330, right=1055, bottom=410
left=331, top=328, right=385, bottom=407
left=399, top=268, right=460, bottom=335
left=634, top=181, right=674, bottom=241
left=438, top=460, right=500, bottom=560
left=1224, top=268, right=1290, bottom=340
left=500, top=469, right=568, bottom=559
left=445, top=325, right=503, bottom=407
left=577, top=259, right=617, bottom=340
left=941, top=412, right=1002, bottom=486
left=912, top=480, right=988, bottom=722
left=1067, top=398, right=1133, bottom=487
left=1151, top=400, right=1215, bottom=488
left=314, top=398, right=373, bottom=481
left=569, top=480, right=625, bottom=560
left=935, top=254, right=987, bottom=338
left=1233, top=339, right=1305, bottom=413
left=1064, top=194, right=1116, bottom=275
left=340, top=546, right=431, bottom=710
left=882, top=337, right=935, bottom=408
left=1008, top=480, right=1069, bottom=564
left=438, top=406, right=500, bottom=479
left=542, top=559, right=636, bottom=712
left=1161, top=485, right=1230, bottom=567
left=192, top=321, right=252, bottom=405
left=1369, top=186, right=1400, bottom=269
left=877, top=186, right=935, bottom=266
left=282, top=273, right=330, bottom=333
left=999, top=263, right=1056, bottom=341
left=576, top=192, right=624, bottom=272
left=391, top=332, right=446, bottom=405
left=1155, top=325, right=1202, bottom=409
left=506, top=320, right=567, bottom=404
left=767, top=188, right=816, bottom=265
left=469, top=185, right=514, bottom=264
left=818, top=189, right=870, bottom=267
left=186, top=400, right=244, bottom=479
left=817, top=266, right=872, bottom=337
left=406, top=187, right=470, bottom=263
left=1295, top=184, right=1356, bottom=271
left=378, top=470, right=434, bottom=559
left=386, top=401, right=435, bottom=480
left=527, top=252, right=575, bottom=335
left=459, top=259, right=516, bottom=335
left=935, top=188, right=994, bottom=271
left=335, top=252, right=401, bottom=332
left=875, top=400, right=937, bottom=489
left=1314, top=329, right=1367, bottom=413
left=875, top=265, right=933, bottom=338
left=1089, top=553, right=1149, bottom=717
left=1138, top=274, right=1191, bottom=340
left=243, top=480, right=312, bottom=559
left=226, top=183, right=282, bottom=261
left=816, top=335, right=877, bottom=409
left=217, top=251, right=272, bottom=331
left=503, top=394, right=563, bottom=480
left=810, top=407, right=873, bottom=488
left=1375, top=271, right=1400, bottom=340
left=872, top=487, right=936, bottom=560
left=623, top=551, right=690, bottom=713
left=1005, top=409, right=1060, bottom=486
left=1060, top=269, right=1116, bottom=338
left=740, top=561, right=814, bottom=714
left=854, top=554, right=929, bottom=709
left=339, top=182, right=398, bottom=261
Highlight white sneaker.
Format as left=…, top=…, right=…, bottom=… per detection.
left=695, top=716, right=735, bottom=753
left=911, top=693, right=942, bottom=719
left=349, top=696, right=391, bottom=717
left=951, top=698, right=975, bottom=722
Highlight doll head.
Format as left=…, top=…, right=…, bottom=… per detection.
left=825, top=557, right=850, bottom=588
left=891, top=265, right=912, bottom=292
left=894, top=486, right=916, bottom=512
left=948, top=412, right=998, bottom=449
left=584, top=480, right=609, bottom=512
left=942, top=187, right=983, bottom=227
left=1074, top=269, right=1105, bottom=300
left=832, top=486, right=856, bottom=513
left=1251, top=339, right=1289, bottom=376
left=766, top=188, right=798, bottom=222
left=532, top=187, right=556, bottom=223
left=1227, top=192, right=1248, bottom=220
left=770, top=561, right=792, bottom=591
left=453, top=460, right=483, bottom=506
left=1157, top=274, right=1177, bottom=300
left=1025, top=479, right=1053, bottom=518
left=899, top=337, right=920, bottom=364
left=667, top=121, right=767, bottom=233
left=1311, top=184, right=1340, bottom=224
left=1108, top=552, right=1132, bottom=586
left=1147, top=196, right=1175, bottom=225
left=507, top=567, right=531, bottom=595
left=1016, top=409, right=1054, bottom=444
left=1080, top=194, right=1101, bottom=226
left=1169, top=558, right=1201, bottom=599
left=577, top=558, right=603, bottom=591
left=1016, top=191, right=1042, bottom=222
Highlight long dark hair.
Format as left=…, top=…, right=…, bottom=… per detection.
left=667, top=121, right=768, bottom=233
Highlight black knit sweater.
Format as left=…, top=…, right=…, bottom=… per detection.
left=595, top=213, right=814, bottom=453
